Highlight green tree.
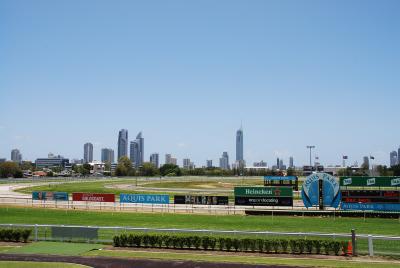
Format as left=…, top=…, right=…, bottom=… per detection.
left=140, top=162, right=158, bottom=176
left=391, top=165, right=400, bottom=176
left=159, top=164, right=181, bottom=176
left=0, top=162, right=23, bottom=178
left=115, top=156, right=133, bottom=176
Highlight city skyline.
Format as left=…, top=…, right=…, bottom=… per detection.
left=1, top=1, right=399, bottom=166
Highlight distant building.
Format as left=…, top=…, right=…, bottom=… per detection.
left=390, top=151, right=398, bottom=167
left=236, top=127, right=244, bottom=167
left=11, top=149, right=22, bottom=163
left=117, top=129, right=128, bottom=160
left=206, top=160, right=213, bottom=168
left=279, top=159, right=284, bottom=169
left=0, top=158, right=6, bottom=163
left=398, top=147, right=400, bottom=165
left=150, top=153, right=159, bottom=168
left=71, top=159, right=83, bottom=164
left=289, top=157, right=294, bottom=168
left=170, top=157, right=177, bottom=165
left=362, top=156, right=369, bottom=169
left=88, top=161, right=105, bottom=175
left=165, top=154, right=177, bottom=165
left=101, top=148, right=115, bottom=163
left=83, top=143, right=93, bottom=163
left=130, top=132, right=144, bottom=168
left=35, top=156, right=69, bottom=169
left=253, top=160, right=267, bottom=167
left=183, top=158, right=191, bottom=169
left=219, top=152, right=230, bottom=170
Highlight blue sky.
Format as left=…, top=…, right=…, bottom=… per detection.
left=1, top=0, right=399, bottom=167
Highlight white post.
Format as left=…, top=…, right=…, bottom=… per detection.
left=34, top=224, right=38, bottom=241
left=368, top=235, right=374, bottom=257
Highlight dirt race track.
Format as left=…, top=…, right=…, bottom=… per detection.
left=0, top=254, right=305, bottom=268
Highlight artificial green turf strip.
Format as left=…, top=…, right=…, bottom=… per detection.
left=7, top=241, right=103, bottom=256
left=1, top=207, right=399, bottom=236
left=0, top=261, right=89, bottom=268
left=84, top=249, right=400, bottom=268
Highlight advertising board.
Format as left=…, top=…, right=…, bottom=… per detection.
left=301, top=173, right=341, bottom=208
left=341, top=202, right=400, bottom=211
left=340, top=177, right=400, bottom=187
left=174, top=195, right=228, bottom=205
left=341, top=190, right=400, bottom=204
left=120, top=194, right=169, bottom=204
left=234, top=196, right=293, bottom=206
left=32, top=191, right=69, bottom=201
left=234, top=187, right=293, bottom=197
left=72, top=193, right=115, bottom=202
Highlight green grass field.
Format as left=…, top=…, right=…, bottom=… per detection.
left=0, top=261, right=89, bottom=268
left=7, top=241, right=103, bottom=255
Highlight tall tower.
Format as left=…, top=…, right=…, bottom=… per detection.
left=117, top=129, right=128, bottom=161
left=130, top=132, right=144, bottom=168
left=83, top=142, right=93, bottom=163
left=236, top=127, right=243, bottom=162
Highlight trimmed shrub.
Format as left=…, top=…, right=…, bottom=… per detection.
left=192, top=236, right=201, bottom=250
left=322, top=241, right=331, bottom=255
left=218, top=238, right=225, bottom=251
left=280, top=239, right=289, bottom=253
left=313, top=240, right=322, bottom=254
left=209, top=237, right=216, bottom=251
left=113, top=236, right=120, bottom=247
left=272, top=239, right=280, bottom=253
left=332, top=241, right=341, bottom=256
left=202, top=236, right=211, bottom=250
left=341, top=241, right=348, bottom=256
left=225, top=238, right=233, bottom=251
left=142, top=234, right=151, bottom=247
left=289, top=240, right=297, bottom=254
left=264, top=239, right=272, bottom=253
left=171, top=236, right=179, bottom=249
left=298, top=239, right=306, bottom=254
left=132, top=235, right=142, bottom=247
left=149, top=235, right=158, bottom=248
left=164, top=236, right=172, bottom=249
left=242, top=238, right=251, bottom=251
left=305, top=240, right=313, bottom=254
left=119, top=234, right=128, bottom=247
left=256, top=239, right=264, bottom=253
left=249, top=239, right=257, bottom=252
left=232, top=238, right=241, bottom=252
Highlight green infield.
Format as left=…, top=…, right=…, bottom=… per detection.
left=7, top=241, right=103, bottom=255
left=0, top=261, right=89, bottom=268
left=1, top=207, right=399, bottom=235
left=85, top=249, right=400, bottom=268
left=0, top=246, right=18, bottom=253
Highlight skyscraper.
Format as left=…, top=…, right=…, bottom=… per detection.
left=150, top=153, right=159, bottom=168
left=289, top=157, right=294, bottom=168
left=390, top=151, right=398, bottom=167
left=236, top=127, right=243, bottom=162
left=398, top=147, right=400, bottom=165
left=101, top=148, right=114, bottom=163
left=165, top=154, right=172, bottom=164
left=130, top=132, right=144, bottom=168
left=83, top=142, right=93, bottom=163
left=206, top=160, right=213, bottom=168
left=362, top=156, right=369, bottom=169
left=219, top=152, right=230, bottom=170
left=11, top=149, right=22, bottom=163
left=117, top=129, right=128, bottom=161
left=183, top=158, right=191, bottom=169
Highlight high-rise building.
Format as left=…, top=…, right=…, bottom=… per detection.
left=206, top=160, right=213, bottom=168
left=101, top=148, right=114, bottom=163
left=11, top=149, right=22, bottom=163
left=170, top=157, right=177, bottom=165
left=279, top=159, right=284, bottom=169
left=219, top=152, right=230, bottom=170
left=253, top=160, right=267, bottom=167
left=35, top=156, right=69, bottom=169
left=117, top=129, right=128, bottom=161
left=150, top=153, right=159, bottom=168
left=289, top=157, right=294, bottom=168
left=236, top=127, right=243, bottom=163
left=398, top=147, right=400, bottom=165
left=362, top=156, right=369, bottom=169
left=183, top=158, right=191, bottom=169
left=276, top=158, right=280, bottom=168
left=83, top=143, right=93, bottom=163
left=165, top=154, right=172, bottom=165
left=390, top=151, right=398, bottom=167
left=130, top=132, right=144, bottom=168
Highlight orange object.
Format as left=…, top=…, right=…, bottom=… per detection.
left=347, top=241, right=353, bottom=256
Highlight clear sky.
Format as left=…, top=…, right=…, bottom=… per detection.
left=1, top=0, right=399, bottom=167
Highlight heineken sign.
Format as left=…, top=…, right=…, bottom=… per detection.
left=340, top=177, right=400, bottom=187
left=234, top=187, right=293, bottom=197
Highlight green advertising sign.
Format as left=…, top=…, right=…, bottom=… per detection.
left=339, top=177, right=400, bottom=187
left=234, top=187, right=293, bottom=197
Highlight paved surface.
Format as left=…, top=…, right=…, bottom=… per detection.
left=0, top=254, right=305, bottom=268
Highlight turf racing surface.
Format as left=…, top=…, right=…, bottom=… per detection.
left=0, top=254, right=305, bottom=268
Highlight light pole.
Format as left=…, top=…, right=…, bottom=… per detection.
left=306, top=146, right=315, bottom=167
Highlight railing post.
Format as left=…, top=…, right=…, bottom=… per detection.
left=351, top=229, right=357, bottom=256
left=34, top=224, right=38, bottom=241
left=368, top=235, right=374, bottom=257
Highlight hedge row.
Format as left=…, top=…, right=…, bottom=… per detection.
left=0, top=229, right=32, bottom=243
left=113, top=234, right=348, bottom=256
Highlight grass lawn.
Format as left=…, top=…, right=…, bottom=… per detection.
left=0, top=261, right=89, bottom=268
left=85, top=249, right=400, bottom=268
left=0, top=246, right=18, bottom=253
left=1, top=207, right=398, bottom=235
left=7, top=241, right=103, bottom=255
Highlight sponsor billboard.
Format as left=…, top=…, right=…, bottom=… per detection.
left=32, top=191, right=68, bottom=201
left=120, top=194, right=169, bottom=204
left=341, top=190, right=400, bottom=204
left=301, top=173, right=341, bottom=208
left=72, top=193, right=115, bottom=202
left=235, top=196, right=293, bottom=206
left=339, top=177, right=400, bottom=187
left=174, top=195, right=229, bottom=205
left=234, top=187, right=293, bottom=197
left=341, top=202, right=400, bottom=211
